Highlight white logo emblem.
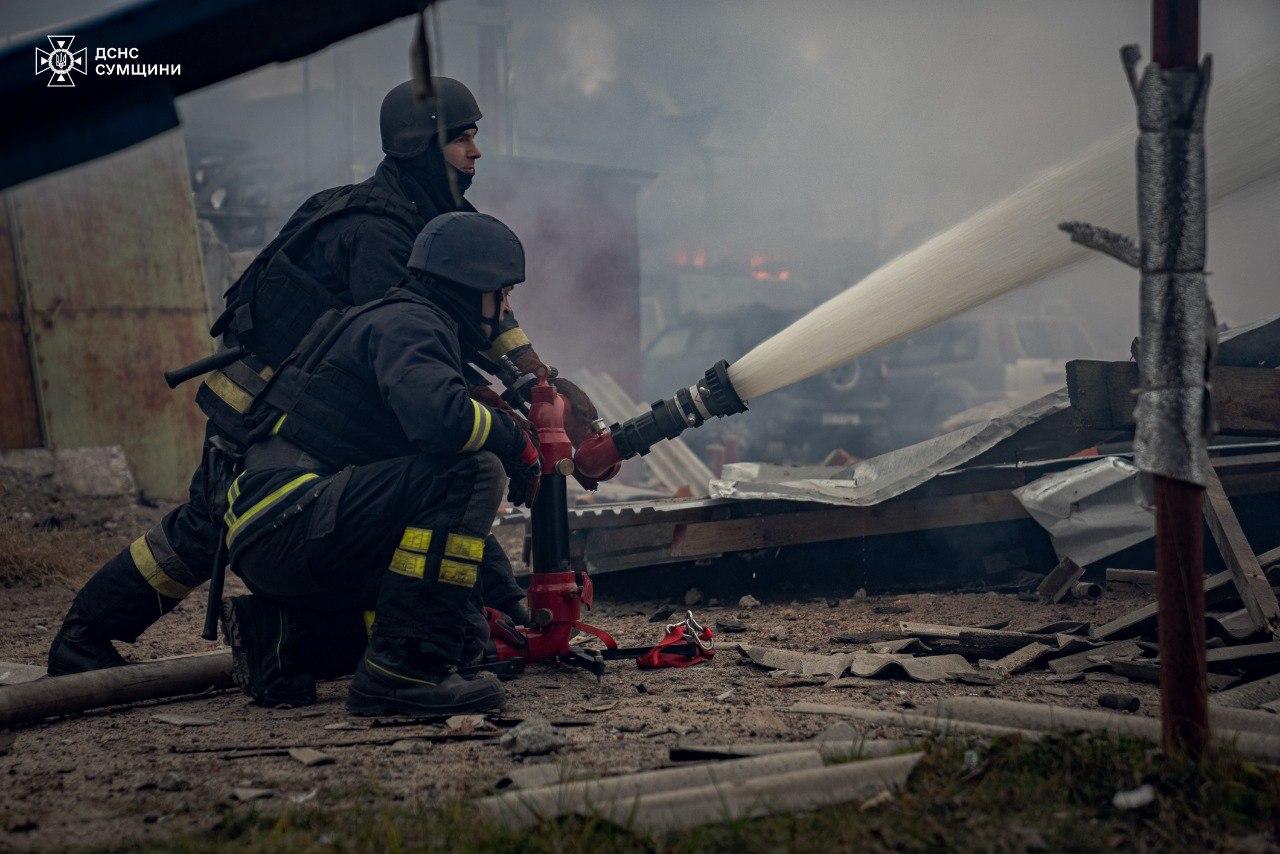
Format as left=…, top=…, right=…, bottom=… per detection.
left=35, top=35, right=87, bottom=87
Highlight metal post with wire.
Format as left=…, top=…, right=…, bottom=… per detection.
left=1135, top=0, right=1212, bottom=755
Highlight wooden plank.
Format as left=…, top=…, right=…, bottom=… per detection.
left=1106, top=568, right=1156, bottom=587
left=1202, top=467, right=1280, bottom=638
left=672, top=490, right=1029, bottom=557
left=1093, top=571, right=1237, bottom=639
left=1067, top=359, right=1280, bottom=437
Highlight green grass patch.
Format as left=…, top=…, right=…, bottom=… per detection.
left=128, top=732, right=1280, bottom=853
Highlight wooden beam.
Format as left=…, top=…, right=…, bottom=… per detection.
left=672, top=490, right=1028, bottom=557
left=1202, top=468, right=1280, bottom=637
left=1067, top=360, right=1280, bottom=437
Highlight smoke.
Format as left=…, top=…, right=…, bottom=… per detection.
left=5, top=0, right=1280, bottom=454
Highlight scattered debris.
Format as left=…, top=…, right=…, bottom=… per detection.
left=859, top=789, right=894, bottom=811
left=1098, top=694, right=1141, bottom=713
left=846, top=653, right=975, bottom=683
left=739, top=595, right=761, bottom=609
left=500, top=716, right=567, bottom=756
left=684, top=587, right=704, bottom=607
left=390, top=739, right=428, bottom=755
left=445, top=714, right=490, bottom=732
left=873, top=604, right=911, bottom=615
left=1112, top=783, right=1156, bottom=810
left=582, top=701, right=619, bottom=713
left=156, top=772, right=191, bottom=792
left=229, top=787, right=274, bottom=803
left=1046, top=640, right=1143, bottom=676
left=287, top=747, right=334, bottom=767
left=152, top=714, right=215, bottom=727
left=648, top=606, right=677, bottom=623
left=1212, top=674, right=1280, bottom=711
left=0, top=662, right=46, bottom=686
left=1036, top=558, right=1086, bottom=604
left=1042, top=686, right=1071, bottom=698
left=768, top=626, right=791, bottom=643
left=715, top=689, right=735, bottom=702
left=992, top=642, right=1053, bottom=675
left=716, top=619, right=748, bottom=634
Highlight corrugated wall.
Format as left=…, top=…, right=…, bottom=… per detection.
left=1, top=131, right=212, bottom=499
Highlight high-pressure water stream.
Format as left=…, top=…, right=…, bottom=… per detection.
left=574, top=54, right=1280, bottom=479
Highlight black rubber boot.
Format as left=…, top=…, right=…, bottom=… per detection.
left=346, top=641, right=505, bottom=716
left=48, top=549, right=172, bottom=676
left=220, top=595, right=317, bottom=708
left=46, top=607, right=129, bottom=676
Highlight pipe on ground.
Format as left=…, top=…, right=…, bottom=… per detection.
left=0, top=650, right=233, bottom=727
left=938, top=696, right=1280, bottom=761
left=475, top=750, right=824, bottom=830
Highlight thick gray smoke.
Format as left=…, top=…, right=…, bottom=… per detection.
left=5, top=0, right=1279, bottom=456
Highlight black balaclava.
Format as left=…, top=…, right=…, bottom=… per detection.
left=399, top=125, right=477, bottom=215
left=414, top=273, right=498, bottom=357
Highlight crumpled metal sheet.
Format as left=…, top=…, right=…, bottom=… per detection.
left=1132, top=58, right=1216, bottom=486
left=1013, top=457, right=1154, bottom=565
left=709, top=389, right=1070, bottom=507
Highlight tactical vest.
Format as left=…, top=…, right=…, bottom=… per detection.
left=211, top=183, right=422, bottom=368
left=219, top=291, right=477, bottom=470
left=198, top=184, right=422, bottom=448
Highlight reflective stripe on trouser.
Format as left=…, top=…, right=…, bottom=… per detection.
left=370, top=452, right=506, bottom=668
left=130, top=526, right=204, bottom=599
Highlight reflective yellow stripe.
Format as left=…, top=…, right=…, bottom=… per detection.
left=461, top=399, right=492, bottom=452
left=205, top=370, right=254, bottom=414
left=130, top=536, right=193, bottom=598
left=389, top=548, right=426, bottom=578
left=399, top=527, right=433, bottom=554
left=271, top=413, right=287, bottom=435
left=482, top=327, right=531, bottom=361
left=438, top=558, right=478, bottom=587
left=224, top=473, right=320, bottom=546
left=362, top=610, right=376, bottom=638
left=444, top=533, right=485, bottom=562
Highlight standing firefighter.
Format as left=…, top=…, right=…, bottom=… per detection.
left=221, top=212, right=537, bottom=714
left=47, top=77, right=597, bottom=677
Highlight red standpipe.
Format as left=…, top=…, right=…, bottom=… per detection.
left=488, top=373, right=617, bottom=669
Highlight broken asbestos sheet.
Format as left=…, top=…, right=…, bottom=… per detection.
left=709, top=390, right=1070, bottom=506
left=736, top=645, right=973, bottom=683
left=1013, top=456, right=1154, bottom=566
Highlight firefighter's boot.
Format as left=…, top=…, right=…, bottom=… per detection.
left=220, top=594, right=317, bottom=707
left=346, top=640, right=505, bottom=716
left=47, top=549, right=170, bottom=676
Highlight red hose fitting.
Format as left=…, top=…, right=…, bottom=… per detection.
left=573, top=429, right=622, bottom=481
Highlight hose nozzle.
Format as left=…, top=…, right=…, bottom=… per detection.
left=573, top=360, right=748, bottom=480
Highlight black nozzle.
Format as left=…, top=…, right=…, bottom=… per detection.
left=607, top=359, right=748, bottom=462
left=698, top=360, right=749, bottom=418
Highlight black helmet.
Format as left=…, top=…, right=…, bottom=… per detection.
left=380, top=78, right=482, bottom=158
left=408, top=212, right=525, bottom=292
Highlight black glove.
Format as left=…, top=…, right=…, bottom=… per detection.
left=496, top=595, right=531, bottom=627
left=504, top=431, right=542, bottom=508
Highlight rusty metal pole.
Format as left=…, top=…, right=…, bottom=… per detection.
left=1142, top=0, right=1210, bottom=755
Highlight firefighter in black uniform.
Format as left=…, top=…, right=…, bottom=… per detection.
left=228, top=211, right=536, bottom=714
left=47, top=77, right=598, bottom=679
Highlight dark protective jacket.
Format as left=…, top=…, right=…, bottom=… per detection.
left=212, top=157, right=473, bottom=367
left=254, top=288, right=525, bottom=472
left=199, top=158, right=533, bottom=446
left=221, top=287, right=527, bottom=552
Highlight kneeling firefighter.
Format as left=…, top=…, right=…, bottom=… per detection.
left=47, top=77, right=598, bottom=678
left=221, top=211, right=540, bottom=714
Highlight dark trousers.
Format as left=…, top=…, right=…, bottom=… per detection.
left=229, top=451, right=514, bottom=668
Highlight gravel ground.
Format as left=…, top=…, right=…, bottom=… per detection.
left=0, top=568, right=1160, bottom=849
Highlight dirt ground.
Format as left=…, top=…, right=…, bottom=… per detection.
left=0, top=469, right=1169, bottom=849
